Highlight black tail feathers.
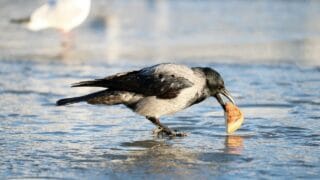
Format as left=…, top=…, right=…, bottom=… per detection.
left=56, top=90, right=110, bottom=106
left=56, top=97, right=86, bottom=106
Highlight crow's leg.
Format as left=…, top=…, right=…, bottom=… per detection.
left=146, top=117, right=187, bottom=137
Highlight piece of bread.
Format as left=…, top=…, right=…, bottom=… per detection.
left=224, top=102, right=244, bottom=134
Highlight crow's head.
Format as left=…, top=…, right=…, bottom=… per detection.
left=200, top=67, right=235, bottom=111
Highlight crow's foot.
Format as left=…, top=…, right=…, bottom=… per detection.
left=152, top=127, right=187, bottom=137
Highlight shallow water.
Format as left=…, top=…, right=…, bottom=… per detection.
left=1, top=60, right=319, bottom=179
left=1, top=0, right=320, bottom=179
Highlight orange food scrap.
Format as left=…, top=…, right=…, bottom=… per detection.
left=224, top=102, right=244, bottom=134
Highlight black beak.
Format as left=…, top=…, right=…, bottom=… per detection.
left=215, top=88, right=235, bottom=111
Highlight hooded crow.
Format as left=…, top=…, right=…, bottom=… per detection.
left=57, top=63, right=235, bottom=136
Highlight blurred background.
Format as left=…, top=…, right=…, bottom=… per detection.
left=1, top=0, right=320, bottom=179
left=1, top=0, right=320, bottom=65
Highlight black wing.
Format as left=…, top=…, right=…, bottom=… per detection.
left=72, top=70, right=193, bottom=99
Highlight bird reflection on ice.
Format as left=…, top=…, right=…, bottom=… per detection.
left=117, top=139, right=202, bottom=176
left=111, top=135, right=245, bottom=176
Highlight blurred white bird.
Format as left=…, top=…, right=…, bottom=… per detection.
left=11, top=0, right=91, bottom=46
left=12, top=0, right=91, bottom=32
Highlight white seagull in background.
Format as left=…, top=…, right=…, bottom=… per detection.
left=11, top=0, right=91, bottom=45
